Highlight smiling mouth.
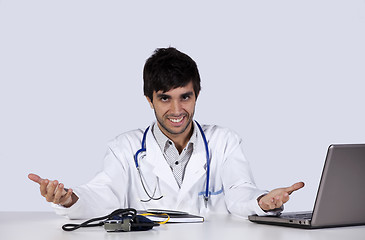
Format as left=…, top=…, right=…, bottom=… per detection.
left=168, top=116, right=184, bottom=123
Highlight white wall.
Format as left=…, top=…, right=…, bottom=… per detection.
left=1, top=0, right=364, bottom=212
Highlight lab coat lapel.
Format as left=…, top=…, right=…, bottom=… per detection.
left=143, top=127, right=180, bottom=192
left=177, top=125, right=207, bottom=205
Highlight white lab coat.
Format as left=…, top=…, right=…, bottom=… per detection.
left=53, top=122, right=270, bottom=219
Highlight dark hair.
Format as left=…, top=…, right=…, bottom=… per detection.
left=143, top=47, right=201, bottom=101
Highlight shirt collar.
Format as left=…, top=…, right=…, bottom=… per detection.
left=152, top=121, right=198, bottom=153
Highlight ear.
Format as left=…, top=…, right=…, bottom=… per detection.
left=146, top=96, right=154, bottom=109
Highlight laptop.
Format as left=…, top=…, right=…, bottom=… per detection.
left=248, top=144, right=365, bottom=229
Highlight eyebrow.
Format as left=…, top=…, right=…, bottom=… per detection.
left=156, top=91, right=194, bottom=98
left=181, top=92, right=194, bottom=98
left=156, top=93, right=170, bottom=99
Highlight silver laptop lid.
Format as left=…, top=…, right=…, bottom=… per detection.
left=312, top=144, right=365, bottom=227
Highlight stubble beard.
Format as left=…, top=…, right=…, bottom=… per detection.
left=154, top=110, right=194, bottom=136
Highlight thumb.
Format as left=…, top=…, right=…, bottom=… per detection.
left=286, top=182, right=305, bottom=195
left=28, top=173, right=43, bottom=184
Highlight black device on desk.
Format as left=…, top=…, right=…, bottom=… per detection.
left=62, top=208, right=159, bottom=232
left=249, top=144, right=365, bottom=229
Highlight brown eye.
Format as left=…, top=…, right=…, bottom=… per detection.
left=160, top=96, right=169, bottom=102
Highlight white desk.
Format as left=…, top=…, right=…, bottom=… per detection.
left=1, top=212, right=364, bottom=240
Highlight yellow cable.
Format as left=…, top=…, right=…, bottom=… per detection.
left=140, top=213, right=170, bottom=224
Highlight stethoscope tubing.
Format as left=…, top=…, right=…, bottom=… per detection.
left=134, top=121, right=210, bottom=203
left=134, top=126, right=149, bottom=169
left=195, top=121, right=210, bottom=202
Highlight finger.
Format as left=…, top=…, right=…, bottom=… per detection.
left=274, top=196, right=284, bottom=208
left=276, top=201, right=283, bottom=208
left=40, top=179, right=49, bottom=197
left=285, top=182, right=305, bottom=195
left=259, top=201, right=270, bottom=211
left=260, top=197, right=276, bottom=211
left=59, top=189, right=73, bottom=206
left=267, top=200, right=277, bottom=210
left=45, top=180, right=58, bottom=202
left=53, top=183, right=67, bottom=204
left=28, top=173, right=43, bottom=184
left=275, top=192, right=289, bottom=202
left=282, top=192, right=290, bottom=203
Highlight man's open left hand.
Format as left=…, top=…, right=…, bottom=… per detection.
left=258, top=182, right=305, bottom=211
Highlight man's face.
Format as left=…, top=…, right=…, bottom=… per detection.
left=147, top=81, right=198, bottom=139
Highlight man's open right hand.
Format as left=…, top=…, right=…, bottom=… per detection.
left=28, top=173, right=77, bottom=207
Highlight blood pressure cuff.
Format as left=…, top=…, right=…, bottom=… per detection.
left=62, top=208, right=159, bottom=232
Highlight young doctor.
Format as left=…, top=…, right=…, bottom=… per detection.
left=28, top=47, right=304, bottom=219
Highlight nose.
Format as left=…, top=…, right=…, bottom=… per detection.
left=170, top=100, right=183, bottom=115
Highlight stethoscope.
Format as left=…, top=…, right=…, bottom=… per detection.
left=134, top=120, right=210, bottom=207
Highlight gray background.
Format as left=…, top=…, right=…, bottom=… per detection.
left=1, top=0, right=364, bottom=212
